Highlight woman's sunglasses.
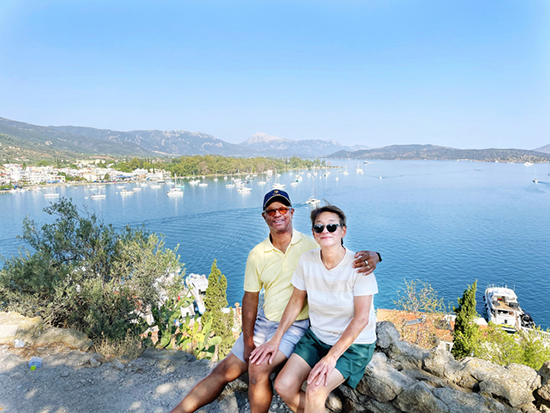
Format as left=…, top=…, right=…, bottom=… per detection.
left=264, top=207, right=292, bottom=216
left=312, top=224, right=340, bottom=233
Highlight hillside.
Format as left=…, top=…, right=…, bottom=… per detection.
left=51, top=125, right=249, bottom=157
left=535, top=144, right=550, bottom=154
left=329, top=144, right=550, bottom=163
left=0, top=118, right=154, bottom=160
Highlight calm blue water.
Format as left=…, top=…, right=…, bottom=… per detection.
left=1, top=160, right=549, bottom=329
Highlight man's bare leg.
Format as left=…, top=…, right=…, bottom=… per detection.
left=170, top=353, right=248, bottom=413
left=248, top=351, right=289, bottom=413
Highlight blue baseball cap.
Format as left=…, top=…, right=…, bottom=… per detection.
left=263, top=189, right=292, bottom=210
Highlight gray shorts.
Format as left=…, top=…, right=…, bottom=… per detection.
left=231, top=308, right=309, bottom=363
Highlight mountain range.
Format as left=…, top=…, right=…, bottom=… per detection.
left=328, top=144, right=550, bottom=163
left=1, top=116, right=548, bottom=162
left=0, top=117, right=367, bottom=160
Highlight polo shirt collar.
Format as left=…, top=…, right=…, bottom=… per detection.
left=264, top=229, right=301, bottom=252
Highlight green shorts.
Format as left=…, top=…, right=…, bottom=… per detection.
left=293, top=328, right=376, bottom=389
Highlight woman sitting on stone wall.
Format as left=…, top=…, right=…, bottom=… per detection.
left=250, top=204, right=378, bottom=413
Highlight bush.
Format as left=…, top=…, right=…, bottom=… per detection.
left=475, top=323, right=550, bottom=370
left=0, top=198, right=182, bottom=342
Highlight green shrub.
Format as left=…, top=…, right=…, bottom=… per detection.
left=475, top=323, right=550, bottom=370
left=0, top=198, right=182, bottom=341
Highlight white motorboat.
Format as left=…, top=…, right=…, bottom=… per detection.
left=90, top=193, right=106, bottom=199
left=120, top=189, right=134, bottom=196
left=167, top=187, right=184, bottom=197
left=484, top=285, right=535, bottom=332
left=272, top=183, right=286, bottom=190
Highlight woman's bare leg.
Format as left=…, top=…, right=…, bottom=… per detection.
left=274, top=354, right=312, bottom=413
left=304, top=368, right=345, bottom=413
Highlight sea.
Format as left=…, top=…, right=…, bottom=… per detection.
left=1, top=160, right=549, bottom=329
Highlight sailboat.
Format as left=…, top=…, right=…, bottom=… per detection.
left=306, top=177, right=320, bottom=206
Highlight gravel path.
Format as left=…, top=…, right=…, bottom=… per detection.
left=0, top=345, right=293, bottom=413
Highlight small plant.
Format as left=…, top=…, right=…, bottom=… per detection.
left=393, top=279, right=447, bottom=348
left=178, top=315, right=222, bottom=360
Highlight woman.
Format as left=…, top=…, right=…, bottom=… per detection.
left=250, top=205, right=378, bottom=413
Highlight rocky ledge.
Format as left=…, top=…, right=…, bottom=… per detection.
left=1, top=312, right=549, bottom=412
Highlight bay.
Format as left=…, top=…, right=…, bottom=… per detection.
left=1, top=160, right=549, bottom=329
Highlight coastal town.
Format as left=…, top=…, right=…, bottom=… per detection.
left=0, top=160, right=168, bottom=191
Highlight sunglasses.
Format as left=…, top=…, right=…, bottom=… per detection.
left=312, top=223, right=341, bottom=233
left=264, top=207, right=292, bottom=216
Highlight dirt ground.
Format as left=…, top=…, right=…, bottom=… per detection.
left=0, top=344, right=293, bottom=413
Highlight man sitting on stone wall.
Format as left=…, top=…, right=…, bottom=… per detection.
left=170, top=189, right=381, bottom=413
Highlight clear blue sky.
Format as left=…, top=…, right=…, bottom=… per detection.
left=1, top=0, right=549, bottom=149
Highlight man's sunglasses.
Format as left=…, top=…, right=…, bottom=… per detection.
left=312, top=224, right=341, bottom=233
left=264, top=207, right=292, bottom=216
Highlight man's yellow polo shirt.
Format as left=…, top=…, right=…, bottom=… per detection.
left=244, top=230, right=318, bottom=322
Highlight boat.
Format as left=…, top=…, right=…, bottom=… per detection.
left=44, top=191, right=60, bottom=198
left=533, top=179, right=539, bottom=184
left=132, top=187, right=142, bottom=192
left=167, top=187, right=184, bottom=197
left=355, top=166, right=364, bottom=174
left=226, top=183, right=235, bottom=188
left=90, top=193, right=106, bottom=199
left=306, top=196, right=320, bottom=206
left=272, top=183, right=285, bottom=190
left=484, top=285, right=536, bottom=332
left=524, top=162, right=533, bottom=167
left=120, top=189, right=134, bottom=196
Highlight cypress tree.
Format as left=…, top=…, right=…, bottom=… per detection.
left=452, top=280, right=479, bottom=358
left=203, top=260, right=235, bottom=358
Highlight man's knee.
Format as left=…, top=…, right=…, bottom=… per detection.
left=211, top=354, right=247, bottom=383
left=248, top=361, right=275, bottom=386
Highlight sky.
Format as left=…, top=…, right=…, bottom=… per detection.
left=0, top=0, right=549, bottom=150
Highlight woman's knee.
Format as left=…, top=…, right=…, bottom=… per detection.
left=305, top=383, right=328, bottom=406
left=274, top=375, right=298, bottom=400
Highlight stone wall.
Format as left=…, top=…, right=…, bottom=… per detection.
left=321, top=322, right=550, bottom=413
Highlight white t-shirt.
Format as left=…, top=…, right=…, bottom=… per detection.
left=291, top=248, right=378, bottom=345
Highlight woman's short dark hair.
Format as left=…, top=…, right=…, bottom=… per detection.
left=310, top=205, right=347, bottom=227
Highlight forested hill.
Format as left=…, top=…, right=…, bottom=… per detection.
left=329, top=144, right=550, bottom=163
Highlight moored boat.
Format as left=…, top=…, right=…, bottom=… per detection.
left=484, top=285, right=535, bottom=332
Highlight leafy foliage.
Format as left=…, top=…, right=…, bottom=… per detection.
left=114, top=155, right=326, bottom=176
left=475, top=324, right=550, bottom=370
left=142, top=294, right=222, bottom=360
left=393, top=279, right=447, bottom=348
left=452, top=281, right=480, bottom=358
left=0, top=198, right=181, bottom=341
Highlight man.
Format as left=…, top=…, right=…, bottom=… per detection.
left=171, top=190, right=381, bottom=413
